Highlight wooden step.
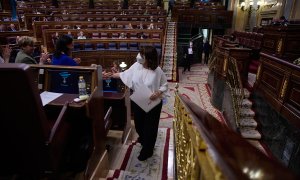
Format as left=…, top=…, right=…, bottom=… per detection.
left=240, top=108, right=255, bottom=118
left=240, top=128, right=261, bottom=139
left=233, top=88, right=250, bottom=98
left=240, top=118, right=257, bottom=128
left=241, top=98, right=252, bottom=108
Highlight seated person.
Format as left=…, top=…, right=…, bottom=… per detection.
left=67, top=31, right=73, bottom=38
left=7, top=24, right=17, bottom=31
left=148, top=23, right=154, bottom=29
left=139, top=32, right=146, bottom=39
left=0, top=45, right=12, bottom=64
left=119, top=33, right=126, bottom=39
left=77, top=31, right=86, bottom=39
left=150, top=16, right=154, bottom=22
left=111, top=61, right=120, bottom=73
left=143, top=10, right=149, bottom=15
left=52, top=32, right=59, bottom=46
left=139, top=23, right=144, bottom=29
left=15, top=36, right=49, bottom=64
left=52, top=35, right=81, bottom=66
left=126, top=23, right=133, bottom=29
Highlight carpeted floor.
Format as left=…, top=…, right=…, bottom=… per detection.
left=106, top=63, right=227, bottom=179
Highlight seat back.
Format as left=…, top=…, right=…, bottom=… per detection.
left=0, top=63, right=51, bottom=176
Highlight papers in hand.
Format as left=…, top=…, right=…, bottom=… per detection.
left=40, top=91, right=63, bottom=106
left=130, top=84, right=160, bottom=113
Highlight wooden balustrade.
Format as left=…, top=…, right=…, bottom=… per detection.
left=42, top=29, right=164, bottom=53
left=174, top=87, right=297, bottom=179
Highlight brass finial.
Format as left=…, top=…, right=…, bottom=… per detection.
left=175, top=83, right=179, bottom=92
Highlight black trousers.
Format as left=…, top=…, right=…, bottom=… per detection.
left=204, top=52, right=209, bottom=64
left=184, top=54, right=192, bottom=72
left=132, top=100, right=163, bottom=152
left=183, top=59, right=190, bottom=72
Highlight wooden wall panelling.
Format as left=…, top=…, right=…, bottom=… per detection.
left=281, top=68, right=300, bottom=128
left=257, top=53, right=300, bottom=127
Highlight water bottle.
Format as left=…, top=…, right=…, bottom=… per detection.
left=78, top=76, right=87, bottom=97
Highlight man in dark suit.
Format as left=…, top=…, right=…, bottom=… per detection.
left=7, top=24, right=16, bottom=31
left=183, top=41, right=194, bottom=73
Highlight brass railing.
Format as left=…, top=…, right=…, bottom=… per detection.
left=173, top=84, right=297, bottom=180
left=225, top=56, right=244, bottom=129
left=174, top=87, right=223, bottom=180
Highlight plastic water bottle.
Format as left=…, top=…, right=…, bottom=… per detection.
left=78, top=76, right=87, bottom=97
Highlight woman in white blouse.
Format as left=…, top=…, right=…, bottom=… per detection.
left=112, top=46, right=168, bottom=161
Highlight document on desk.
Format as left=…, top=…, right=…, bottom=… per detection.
left=130, top=84, right=160, bottom=113
left=40, top=91, right=63, bottom=106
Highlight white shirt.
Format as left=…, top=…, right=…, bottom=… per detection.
left=120, top=62, right=169, bottom=97
left=77, top=36, right=86, bottom=39
left=0, top=56, right=5, bottom=64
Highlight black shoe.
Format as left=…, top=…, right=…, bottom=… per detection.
left=138, top=149, right=153, bottom=161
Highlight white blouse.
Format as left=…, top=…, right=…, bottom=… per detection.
left=0, top=56, right=5, bottom=64
left=120, top=62, right=169, bottom=97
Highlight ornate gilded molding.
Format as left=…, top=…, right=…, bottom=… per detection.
left=280, top=78, right=288, bottom=98
left=223, top=57, right=228, bottom=74
left=256, top=64, right=262, bottom=80
left=276, top=38, right=283, bottom=54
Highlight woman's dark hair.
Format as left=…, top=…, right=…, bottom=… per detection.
left=140, top=46, right=159, bottom=70
left=53, top=35, right=73, bottom=58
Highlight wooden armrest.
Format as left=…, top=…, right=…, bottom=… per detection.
left=46, top=102, right=69, bottom=145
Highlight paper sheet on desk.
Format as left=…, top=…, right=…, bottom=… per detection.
left=130, top=84, right=160, bottom=113
left=40, top=91, right=63, bottom=106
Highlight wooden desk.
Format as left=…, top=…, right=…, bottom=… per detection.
left=47, top=91, right=132, bottom=143
left=103, top=89, right=132, bottom=143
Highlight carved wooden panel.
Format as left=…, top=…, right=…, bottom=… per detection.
left=174, top=9, right=233, bottom=29
left=260, top=59, right=284, bottom=97
left=282, top=71, right=300, bottom=128
left=257, top=53, right=300, bottom=127
left=261, top=25, right=300, bottom=62
left=73, top=51, right=137, bottom=68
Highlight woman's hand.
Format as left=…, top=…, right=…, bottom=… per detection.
left=39, top=53, right=50, bottom=64
left=149, top=90, right=162, bottom=100
left=102, top=71, right=112, bottom=79
left=74, top=57, right=81, bottom=64
left=111, top=73, right=120, bottom=79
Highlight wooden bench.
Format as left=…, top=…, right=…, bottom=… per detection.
left=42, top=29, right=164, bottom=52
left=0, top=31, right=34, bottom=45
left=26, top=14, right=166, bottom=31
left=0, top=21, right=21, bottom=31
left=17, top=8, right=166, bottom=16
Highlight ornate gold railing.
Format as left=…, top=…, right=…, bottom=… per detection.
left=174, top=87, right=223, bottom=180
left=173, top=84, right=297, bottom=180
left=226, top=56, right=244, bottom=128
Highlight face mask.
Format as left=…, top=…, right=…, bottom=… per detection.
left=136, top=53, right=145, bottom=64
